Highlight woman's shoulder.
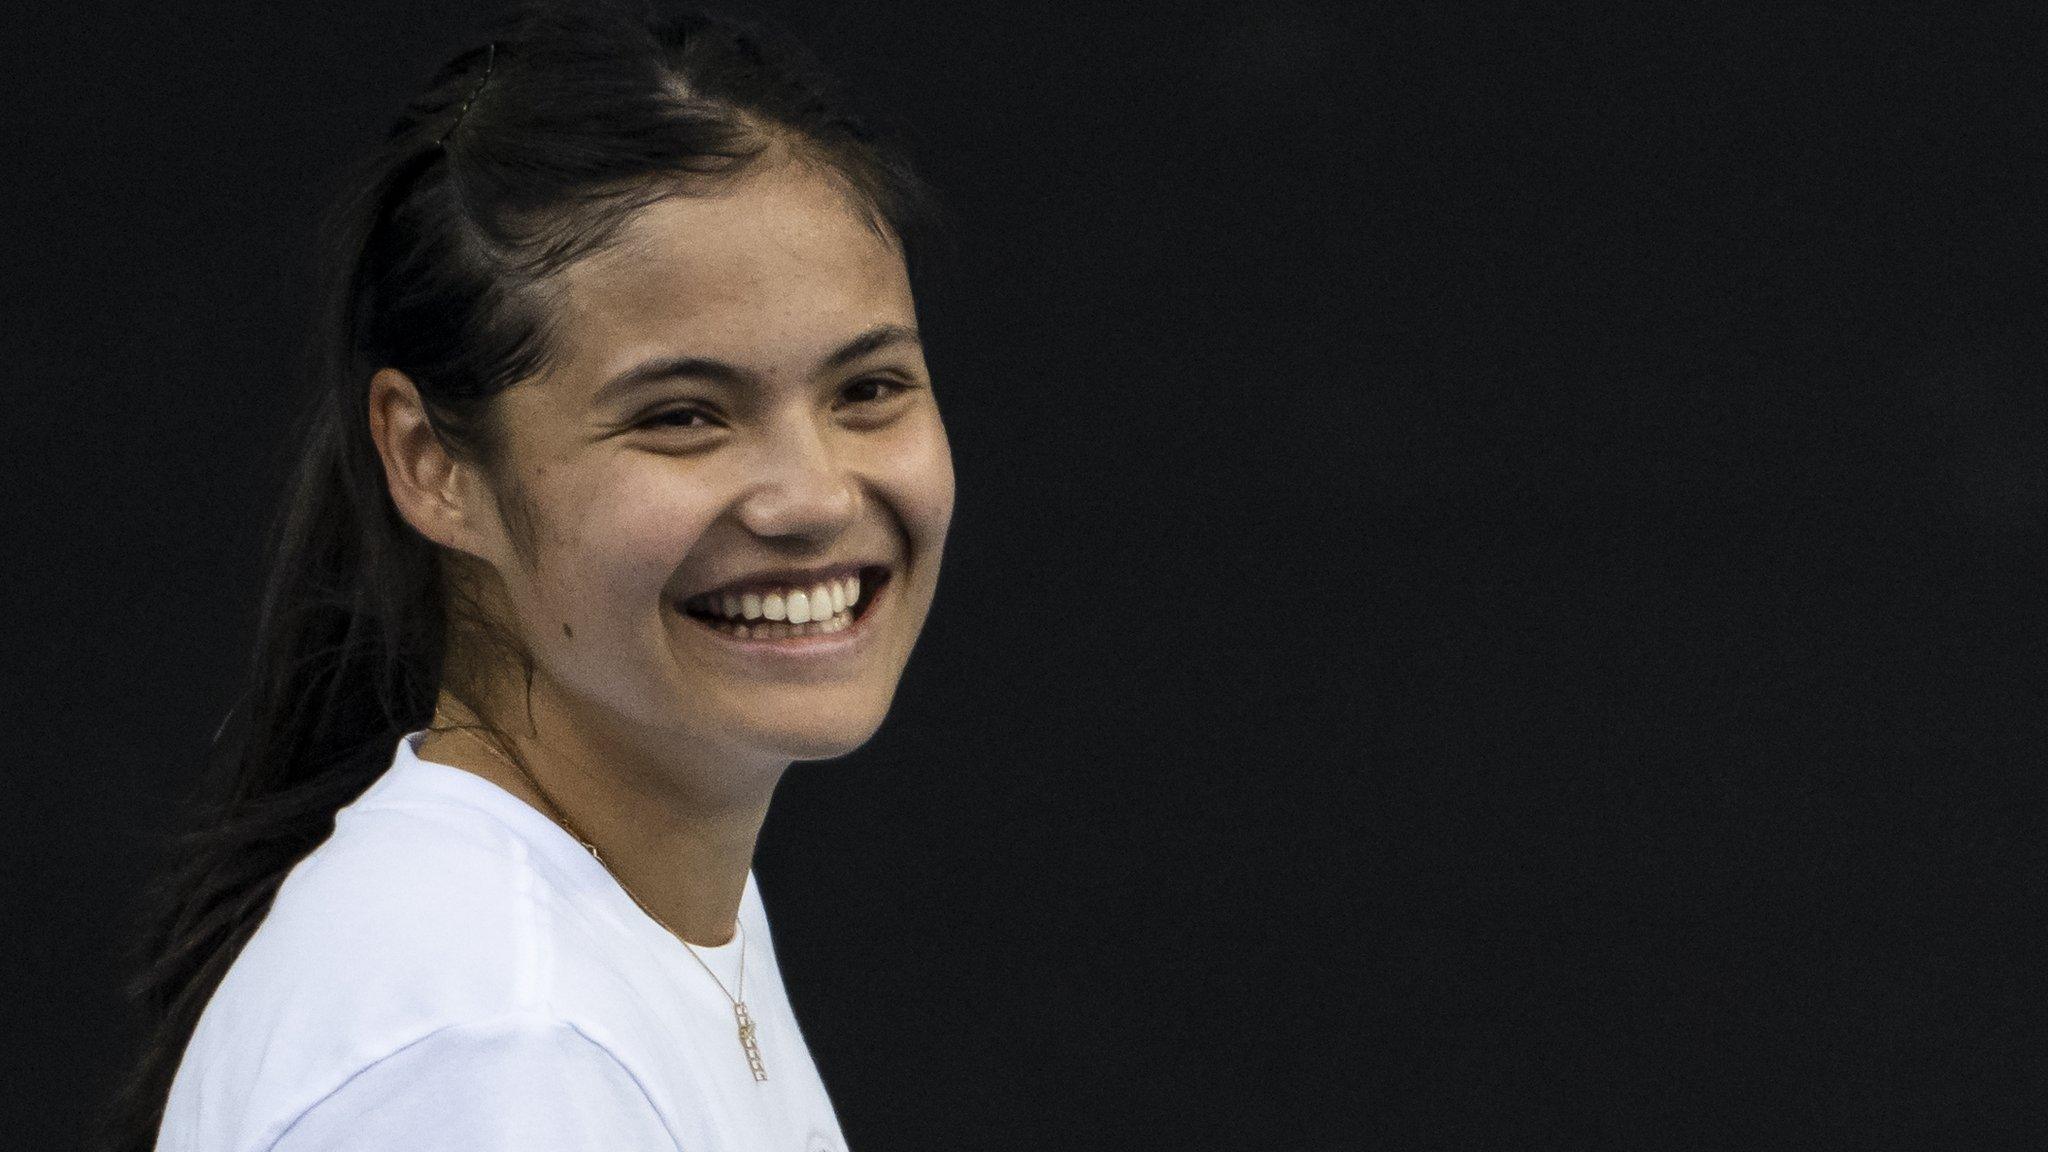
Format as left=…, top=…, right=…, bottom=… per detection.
left=189, top=805, right=556, bottom=1055
left=158, top=803, right=639, bottom=1151
left=258, top=1011, right=680, bottom=1152
left=255, top=739, right=617, bottom=972
left=159, top=1006, right=679, bottom=1152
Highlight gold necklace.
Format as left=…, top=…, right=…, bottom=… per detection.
left=448, top=726, right=769, bottom=1082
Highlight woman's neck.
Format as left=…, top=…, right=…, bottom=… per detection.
left=419, top=694, right=781, bottom=948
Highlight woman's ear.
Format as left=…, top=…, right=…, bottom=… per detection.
left=366, top=367, right=496, bottom=560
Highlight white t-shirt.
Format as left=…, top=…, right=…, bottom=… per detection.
left=155, top=730, right=848, bottom=1152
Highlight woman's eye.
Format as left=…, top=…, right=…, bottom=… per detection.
left=844, top=377, right=912, bottom=404
left=637, top=380, right=912, bottom=431
left=641, top=407, right=715, bottom=430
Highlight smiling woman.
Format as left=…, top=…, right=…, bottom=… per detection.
left=95, top=3, right=951, bottom=1151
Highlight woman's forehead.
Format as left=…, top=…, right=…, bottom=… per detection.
left=575, top=164, right=897, bottom=303
left=550, top=166, right=912, bottom=375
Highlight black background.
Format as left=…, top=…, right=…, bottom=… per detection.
left=5, top=2, right=2045, bottom=1149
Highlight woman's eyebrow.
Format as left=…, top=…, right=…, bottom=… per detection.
left=591, top=323, right=922, bottom=404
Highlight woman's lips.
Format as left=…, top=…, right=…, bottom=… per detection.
left=675, top=567, right=892, bottom=658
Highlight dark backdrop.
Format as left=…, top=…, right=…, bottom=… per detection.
left=4, top=3, right=2044, bottom=1149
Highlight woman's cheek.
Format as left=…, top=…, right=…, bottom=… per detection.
left=887, top=410, right=955, bottom=533
left=554, top=477, right=715, bottom=611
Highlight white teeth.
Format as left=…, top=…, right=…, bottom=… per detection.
left=686, top=573, right=868, bottom=622
left=702, top=610, right=853, bottom=639
left=808, top=583, right=832, bottom=622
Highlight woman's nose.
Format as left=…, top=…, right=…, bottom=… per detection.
left=733, top=422, right=861, bottom=536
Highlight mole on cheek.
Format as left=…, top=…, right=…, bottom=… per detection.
left=562, top=622, right=574, bottom=639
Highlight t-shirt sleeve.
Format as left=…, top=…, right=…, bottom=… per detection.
left=265, top=1013, right=680, bottom=1152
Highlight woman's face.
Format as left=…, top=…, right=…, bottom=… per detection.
left=468, top=159, right=953, bottom=768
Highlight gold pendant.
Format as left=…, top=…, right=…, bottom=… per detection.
left=734, top=1001, right=769, bottom=1081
